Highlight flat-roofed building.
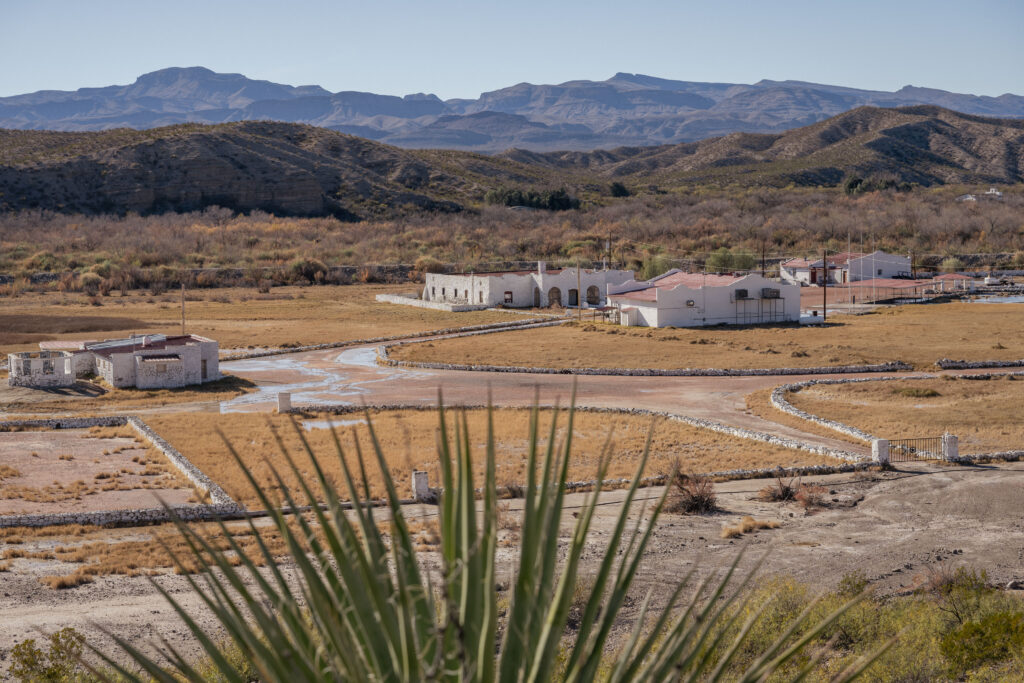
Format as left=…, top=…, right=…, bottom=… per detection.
left=608, top=270, right=800, bottom=328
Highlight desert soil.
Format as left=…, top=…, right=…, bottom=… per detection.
left=2, top=461, right=1024, bottom=674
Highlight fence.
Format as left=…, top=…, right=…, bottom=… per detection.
left=888, top=436, right=944, bottom=463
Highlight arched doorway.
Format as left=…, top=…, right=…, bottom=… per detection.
left=568, top=288, right=579, bottom=306
left=533, top=287, right=541, bottom=307
left=586, top=285, right=600, bottom=305
left=547, top=287, right=562, bottom=307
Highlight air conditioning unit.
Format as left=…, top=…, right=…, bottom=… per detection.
left=734, top=289, right=749, bottom=300
left=761, top=288, right=781, bottom=299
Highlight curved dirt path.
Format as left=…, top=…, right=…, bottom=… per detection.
left=220, top=344, right=873, bottom=457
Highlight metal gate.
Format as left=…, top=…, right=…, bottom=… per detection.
left=889, top=437, right=943, bottom=462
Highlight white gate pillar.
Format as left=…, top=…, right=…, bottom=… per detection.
left=872, top=438, right=890, bottom=465
left=277, top=392, right=291, bottom=413
left=412, top=470, right=431, bottom=502
left=942, top=433, right=959, bottom=460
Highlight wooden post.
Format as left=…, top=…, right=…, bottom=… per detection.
left=180, top=283, right=186, bottom=335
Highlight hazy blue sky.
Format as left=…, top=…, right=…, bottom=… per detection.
left=3, top=0, right=1022, bottom=98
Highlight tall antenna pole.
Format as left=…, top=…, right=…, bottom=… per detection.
left=822, top=248, right=827, bottom=323
left=761, top=241, right=766, bottom=277
left=180, top=282, right=186, bottom=336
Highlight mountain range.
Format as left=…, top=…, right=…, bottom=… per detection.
left=2, top=105, right=1021, bottom=218
left=3, top=67, right=1024, bottom=152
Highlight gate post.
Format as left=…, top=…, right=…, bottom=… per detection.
left=872, top=439, right=890, bottom=465
left=942, top=434, right=959, bottom=461
left=277, top=392, right=291, bottom=413
left=412, top=470, right=431, bottom=502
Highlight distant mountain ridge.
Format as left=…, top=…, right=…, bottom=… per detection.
left=1, top=105, right=1022, bottom=218
left=2, top=67, right=1023, bottom=152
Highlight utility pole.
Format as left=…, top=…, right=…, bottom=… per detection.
left=761, top=241, right=766, bottom=278
left=822, top=248, right=827, bottom=323
left=577, top=260, right=582, bottom=320
left=180, top=283, right=186, bottom=336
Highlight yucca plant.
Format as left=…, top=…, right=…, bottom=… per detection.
left=88, top=397, right=885, bottom=681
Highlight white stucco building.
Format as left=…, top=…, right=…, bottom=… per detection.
left=422, top=262, right=634, bottom=308
left=608, top=270, right=800, bottom=328
left=781, top=251, right=910, bottom=285
left=7, top=334, right=220, bottom=390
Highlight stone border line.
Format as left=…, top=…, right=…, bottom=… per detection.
left=220, top=316, right=563, bottom=362
left=284, top=402, right=867, bottom=464
left=769, top=373, right=1024, bottom=463
left=377, top=337, right=913, bottom=377
left=0, top=416, right=242, bottom=528
left=769, top=375, right=937, bottom=443
left=937, top=358, right=1024, bottom=369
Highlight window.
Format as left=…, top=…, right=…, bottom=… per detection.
left=442, top=287, right=446, bottom=297
left=22, top=359, right=31, bottom=374
left=877, top=268, right=882, bottom=276
left=504, top=291, right=513, bottom=304
left=464, top=290, right=468, bottom=300
left=42, top=359, right=54, bottom=374
left=480, top=291, right=484, bottom=303
left=431, top=287, right=436, bottom=298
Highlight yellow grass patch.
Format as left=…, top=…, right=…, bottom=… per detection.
left=0, top=283, right=514, bottom=356
left=785, top=376, right=1024, bottom=454
left=721, top=516, right=781, bottom=539
left=391, top=303, right=1024, bottom=370
left=144, top=408, right=831, bottom=508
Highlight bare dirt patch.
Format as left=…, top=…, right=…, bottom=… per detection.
left=390, top=302, right=1024, bottom=370
left=143, top=408, right=832, bottom=508
left=0, top=428, right=198, bottom=515
left=0, top=284, right=516, bottom=356
left=785, top=375, right=1024, bottom=453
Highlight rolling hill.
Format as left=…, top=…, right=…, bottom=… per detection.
left=1, top=106, right=1021, bottom=218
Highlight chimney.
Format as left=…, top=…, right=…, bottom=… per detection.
left=537, top=261, right=546, bottom=275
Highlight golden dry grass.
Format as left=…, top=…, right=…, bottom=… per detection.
left=721, top=516, right=781, bottom=539
left=0, top=283, right=514, bottom=356
left=785, top=376, right=1024, bottom=454
left=391, top=303, right=1024, bottom=370
left=143, top=408, right=831, bottom=508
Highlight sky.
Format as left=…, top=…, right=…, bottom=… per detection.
left=3, top=0, right=1022, bottom=99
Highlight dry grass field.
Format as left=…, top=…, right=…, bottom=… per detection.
left=784, top=376, right=1024, bottom=454
left=144, top=408, right=830, bottom=508
left=0, top=283, right=514, bottom=356
left=391, top=303, right=1024, bottom=370
left=0, top=427, right=198, bottom=515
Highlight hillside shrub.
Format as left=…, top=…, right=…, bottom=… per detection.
left=484, top=187, right=580, bottom=211
left=941, top=611, right=1024, bottom=676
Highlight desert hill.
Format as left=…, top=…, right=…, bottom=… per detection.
left=1, top=106, right=1022, bottom=218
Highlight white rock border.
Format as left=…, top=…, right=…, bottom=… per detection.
left=769, top=372, right=1024, bottom=462
left=0, top=416, right=243, bottom=528
left=284, top=401, right=868, bottom=466
left=378, top=335, right=914, bottom=377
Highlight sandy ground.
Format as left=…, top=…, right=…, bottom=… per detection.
left=1, top=461, right=1023, bottom=674
left=3, top=325, right=1023, bottom=672
left=0, top=429, right=196, bottom=514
